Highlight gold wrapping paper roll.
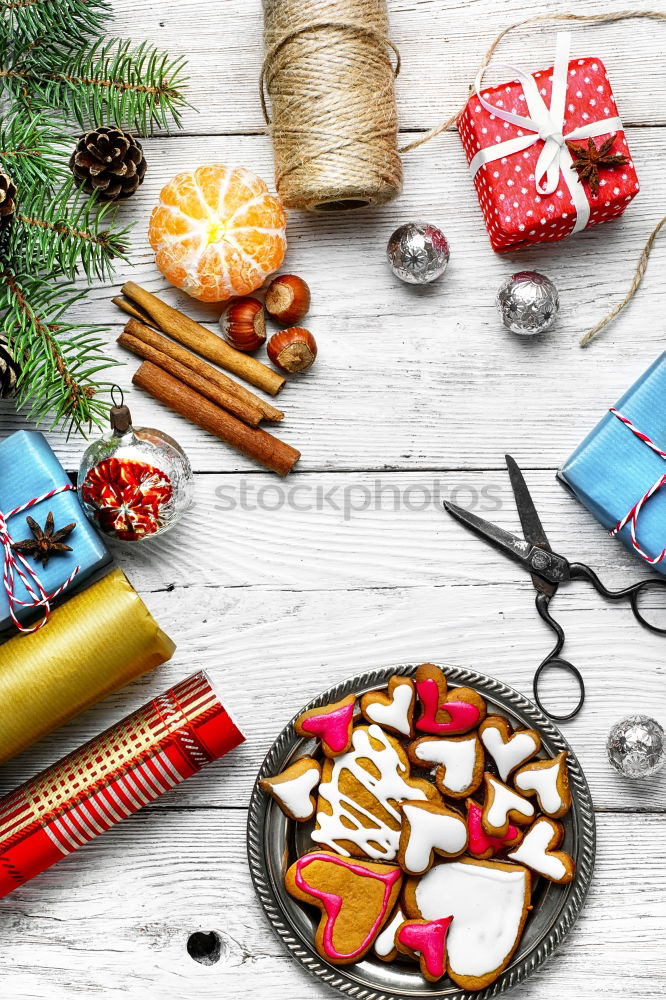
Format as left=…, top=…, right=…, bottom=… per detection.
left=0, top=568, right=175, bottom=764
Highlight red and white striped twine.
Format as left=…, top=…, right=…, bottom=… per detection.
left=609, top=407, right=666, bottom=565
left=0, top=485, right=81, bottom=633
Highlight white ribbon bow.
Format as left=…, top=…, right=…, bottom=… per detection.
left=469, top=32, right=624, bottom=234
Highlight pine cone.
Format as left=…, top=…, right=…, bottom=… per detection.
left=69, top=126, right=147, bottom=201
left=0, top=172, right=17, bottom=225
left=0, top=333, right=20, bottom=399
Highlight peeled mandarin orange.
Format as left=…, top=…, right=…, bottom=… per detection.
left=148, top=165, right=287, bottom=302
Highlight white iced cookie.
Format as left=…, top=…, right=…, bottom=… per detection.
left=374, top=905, right=406, bottom=961
left=479, top=715, right=541, bottom=782
left=514, top=751, right=571, bottom=818
left=408, top=734, right=484, bottom=798
left=398, top=800, right=468, bottom=875
left=404, top=857, right=532, bottom=991
left=360, top=676, right=415, bottom=737
left=259, top=757, right=321, bottom=821
left=481, top=773, right=534, bottom=837
left=507, top=817, right=575, bottom=884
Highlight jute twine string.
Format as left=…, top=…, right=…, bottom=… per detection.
left=262, top=5, right=666, bottom=346
left=261, top=0, right=402, bottom=211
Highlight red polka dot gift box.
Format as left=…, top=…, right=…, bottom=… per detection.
left=458, top=32, right=639, bottom=253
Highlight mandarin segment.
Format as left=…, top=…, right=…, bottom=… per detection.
left=148, top=164, right=287, bottom=302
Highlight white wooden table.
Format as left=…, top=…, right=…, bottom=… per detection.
left=1, top=1, right=665, bottom=996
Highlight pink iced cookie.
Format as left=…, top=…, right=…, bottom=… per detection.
left=295, top=694, right=355, bottom=757
left=396, top=916, right=453, bottom=982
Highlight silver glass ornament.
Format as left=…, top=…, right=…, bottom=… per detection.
left=387, top=222, right=450, bottom=284
left=496, top=270, right=560, bottom=335
left=607, top=715, right=666, bottom=779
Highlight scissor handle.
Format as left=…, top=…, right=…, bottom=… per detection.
left=533, top=592, right=586, bottom=721
left=569, top=562, right=666, bottom=635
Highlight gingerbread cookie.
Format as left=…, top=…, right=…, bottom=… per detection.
left=408, top=734, right=484, bottom=798
left=360, top=676, right=415, bottom=737
left=373, top=904, right=406, bottom=962
left=398, top=800, right=468, bottom=875
left=259, top=756, right=321, bottom=821
left=395, top=917, right=453, bottom=983
left=465, top=799, right=522, bottom=860
left=414, top=664, right=487, bottom=736
left=294, top=694, right=355, bottom=757
left=507, top=817, right=575, bottom=884
left=481, top=773, right=534, bottom=838
left=479, top=716, right=541, bottom=782
left=403, top=857, right=532, bottom=991
left=312, top=724, right=436, bottom=861
left=514, top=751, right=572, bottom=818
left=285, top=851, right=403, bottom=965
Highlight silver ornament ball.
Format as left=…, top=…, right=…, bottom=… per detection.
left=607, top=714, right=666, bottom=779
left=496, top=270, right=560, bottom=335
left=387, top=222, right=450, bottom=285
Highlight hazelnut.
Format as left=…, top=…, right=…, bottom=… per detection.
left=219, top=297, right=266, bottom=352
left=267, top=327, right=317, bottom=374
left=265, top=274, right=311, bottom=325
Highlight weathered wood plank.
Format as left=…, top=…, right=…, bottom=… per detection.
left=0, top=809, right=663, bottom=998
left=111, top=0, right=666, bottom=134
left=2, top=581, right=664, bottom=811
left=1, top=126, right=664, bottom=472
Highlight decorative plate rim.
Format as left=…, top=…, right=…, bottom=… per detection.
left=247, top=663, right=596, bottom=1000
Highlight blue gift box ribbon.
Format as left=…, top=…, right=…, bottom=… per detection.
left=0, top=431, right=111, bottom=632
left=560, top=352, right=666, bottom=575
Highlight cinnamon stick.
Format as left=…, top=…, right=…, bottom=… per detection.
left=133, top=363, right=300, bottom=476
left=112, top=296, right=158, bottom=327
left=122, top=281, right=285, bottom=397
left=118, top=332, right=264, bottom=427
left=121, top=319, right=284, bottom=423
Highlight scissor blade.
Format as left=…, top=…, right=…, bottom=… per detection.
left=443, top=501, right=532, bottom=567
left=505, top=455, right=557, bottom=597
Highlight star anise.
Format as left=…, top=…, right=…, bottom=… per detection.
left=565, top=135, right=630, bottom=197
left=11, top=511, right=76, bottom=567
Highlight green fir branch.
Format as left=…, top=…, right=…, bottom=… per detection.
left=24, top=38, right=190, bottom=134
left=0, top=113, right=68, bottom=190
left=0, top=0, right=111, bottom=50
left=13, top=178, right=131, bottom=281
left=0, top=270, right=119, bottom=436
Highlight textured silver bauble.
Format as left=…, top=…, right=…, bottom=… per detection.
left=607, top=714, right=666, bottom=779
left=387, top=222, right=450, bottom=284
left=496, top=270, right=560, bottom=335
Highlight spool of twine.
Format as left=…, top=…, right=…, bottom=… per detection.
left=261, top=0, right=402, bottom=212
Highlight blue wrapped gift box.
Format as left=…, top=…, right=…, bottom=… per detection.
left=559, top=352, right=666, bottom=574
left=0, top=430, right=112, bottom=632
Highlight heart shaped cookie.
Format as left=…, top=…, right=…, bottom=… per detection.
left=479, top=715, right=541, bottom=782
left=514, top=751, right=571, bottom=818
left=360, top=676, right=415, bottom=737
left=396, top=916, right=453, bottom=982
left=408, top=734, right=484, bottom=798
left=403, top=857, right=532, bottom=991
left=312, top=724, right=437, bottom=861
left=295, top=694, right=355, bottom=757
left=398, top=800, right=468, bottom=875
left=507, top=816, right=575, bottom=884
left=481, top=773, right=534, bottom=837
left=414, top=664, right=486, bottom=736
left=465, top=799, right=522, bottom=860
left=285, top=851, right=403, bottom=964
left=259, top=756, right=321, bottom=821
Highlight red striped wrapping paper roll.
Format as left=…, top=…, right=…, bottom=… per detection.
left=0, top=671, right=244, bottom=897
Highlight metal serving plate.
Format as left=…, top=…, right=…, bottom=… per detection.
left=247, top=664, right=596, bottom=1000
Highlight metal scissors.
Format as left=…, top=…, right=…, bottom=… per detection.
left=443, top=455, right=666, bottom=722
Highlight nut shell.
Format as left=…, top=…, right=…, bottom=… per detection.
left=219, top=297, right=266, bottom=352
left=265, top=274, right=311, bottom=326
left=267, top=327, right=317, bottom=374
